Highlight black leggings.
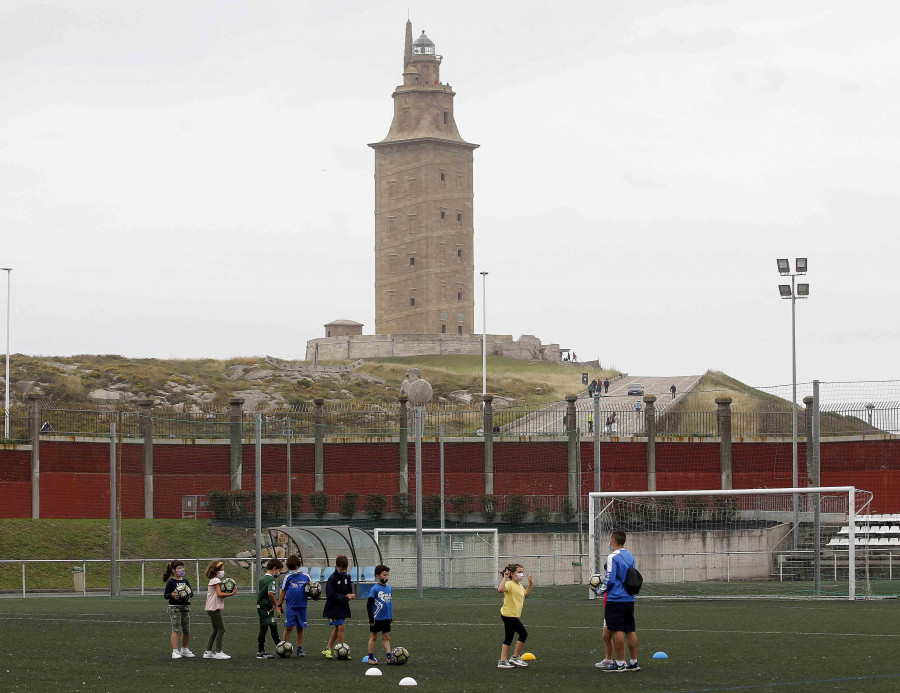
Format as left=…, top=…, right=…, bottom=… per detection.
left=258, top=623, right=279, bottom=652
left=501, top=616, right=528, bottom=646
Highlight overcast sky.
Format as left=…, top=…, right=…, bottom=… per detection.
left=2, top=0, right=898, bottom=388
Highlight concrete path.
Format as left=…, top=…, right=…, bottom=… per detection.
left=502, top=374, right=702, bottom=436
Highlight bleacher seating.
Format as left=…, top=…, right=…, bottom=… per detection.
left=827, top=517, right=900, bottom=548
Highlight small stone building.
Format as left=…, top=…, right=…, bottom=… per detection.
left=324, top=320, right=364, bottom=338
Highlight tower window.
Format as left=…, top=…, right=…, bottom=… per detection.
left=327, top=331, right=331, bottom=337
left=441, top=285, right=447, bottom=300
left=389, top=257, right=396, bottom=273
left=410, top=257, right=415, bottom=266
left=440, top=210, right=445, bottom=221
left=457, top=249, right=463, bottom=258
left=457, top=326, right=462, bottom=334
left=440, top=172, right=445, bottom=182
left=457, top=213, right=462, bottom=223
left=410, top=297, right=416, bottom=307
left=457, top=291, right=462, bottom=301
left=458, top=313, right=463, bottom=321
left=443, top=111, right=449, bottom=125
left=441, top=324, right=446, bottom=334
left=389, top=293, right=396, bottom=308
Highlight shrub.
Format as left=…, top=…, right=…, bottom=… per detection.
left=561, top=496, right=576, bottom=524
left=261, top=491, right=286, bottom=522
left=715, top=495, right=738, bottom=522
left=340, top=492, right=359, bottom=519
left=364, top=493, right=388, bottom=520
left=393, top=493, right=413, bottom=521
left=309, top=491, right=328, bottom=519
left=532, top=502, right=552, bottom=525
left=449, top=493, right=473, bottom=522
left=290, top=494, right=303, bottom=517
left=423, top=495, right=441, bottom=523
left=685, top=495, right=708, bottom=520
left=501, top=495, right=529, bottom=525
left=478, top=494, right=498, bottom=524
left=207, top=489, right=251, bottom=523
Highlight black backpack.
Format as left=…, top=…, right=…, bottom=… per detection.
left=624, top=563, right=643, bottom=596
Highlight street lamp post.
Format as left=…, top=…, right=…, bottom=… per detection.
left=480, top=271, right=488, bottom=398
left=778, top=258, right=809, bottom=551
left=2, top=268, right=10, bottom=440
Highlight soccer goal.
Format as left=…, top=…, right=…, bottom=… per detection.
left=373, top=528, right=499, bottom=589
left=589, top=487, right=877, bottom=600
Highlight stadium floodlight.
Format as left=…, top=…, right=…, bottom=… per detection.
left=795, top=257, right=808, bottom=274
left=777, top=258, right=791, bottom=275
left=797, top=283, right=809, bottom=297
left=778, top=284, right=792, bottom=298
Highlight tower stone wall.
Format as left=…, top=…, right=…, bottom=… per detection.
left=369, top=21, right=477, bottom=336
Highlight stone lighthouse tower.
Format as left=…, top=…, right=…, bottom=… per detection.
left=370, top=21, right=478, bottom=336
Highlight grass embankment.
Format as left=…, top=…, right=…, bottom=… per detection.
left=0, top=519, right=256, bottom=592
left=659, top=371, right=875, bottom=436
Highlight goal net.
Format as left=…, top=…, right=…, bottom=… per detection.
left=589, top=487, right=876, bottom=600
left=373, top=528, right=499, bottom=589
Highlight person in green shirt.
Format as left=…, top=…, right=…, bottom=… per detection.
left=256, top=558, right=283, bottom=659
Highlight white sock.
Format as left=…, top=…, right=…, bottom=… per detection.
left=616, top=660, right=626, bottom=666
left=630, top=659, right=638, bottom=665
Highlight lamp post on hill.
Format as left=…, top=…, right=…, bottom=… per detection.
left=777, top=257, right=809, bottom=551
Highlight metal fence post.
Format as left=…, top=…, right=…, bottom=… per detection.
left=812, top=381, right=821, bottom=595
left=314, top=398, right=325, bottom=493
left=716, top=397, right=733, bottom=490
left=139, top=399, right=154, bottom=519
left=593, top=393, right=601, bottom=493
left=229, top=397, right=245, bottom=490
left=110, top=421, right=117, bottom=597
left=255, top=414, right=263, bottom=583
left=483, top=395, right=494, bottom=495
left=644, top=395, right=657, bottom=492
left=285, top=416, right=292, bottom=527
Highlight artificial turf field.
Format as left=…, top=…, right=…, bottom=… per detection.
left=0, top=587, right=898, bottom=693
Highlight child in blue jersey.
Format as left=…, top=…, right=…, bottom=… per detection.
left=278, top=554, right=310, bottom=657
left=365, top=565, right=393, bottom=665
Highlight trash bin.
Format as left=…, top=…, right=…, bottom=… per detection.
left=572, top=561, right=581, bottom=583
left=73, top=566, right=85, bottom=592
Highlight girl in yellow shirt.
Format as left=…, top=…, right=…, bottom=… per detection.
left=497, top=563, right=533, bottom=668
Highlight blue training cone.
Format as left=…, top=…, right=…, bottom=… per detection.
left=652, top=651, right=668, bottom=660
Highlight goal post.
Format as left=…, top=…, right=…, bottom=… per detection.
left=374, top=528, right=499, bottom=589
left=588, top=487, right=873, bottom=600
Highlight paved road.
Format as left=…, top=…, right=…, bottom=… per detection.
left=503, top=374, right=702, bottom=436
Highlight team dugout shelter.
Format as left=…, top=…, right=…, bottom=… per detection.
left=267, top=525, right=384, bottom=597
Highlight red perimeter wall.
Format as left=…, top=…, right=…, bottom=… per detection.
left=1, top=438, right=898, bottom=518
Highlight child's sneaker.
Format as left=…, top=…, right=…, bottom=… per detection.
left=213, top=652, right=231, bottom=660
left=600, top=662, right=627, bottom=672
left=202, top=651, right=215, bottom=659
left=322, top=648, right=333, bottom=659
left=179, top=648, right=195, bottom=658
left=625, top=661, right=641, bottom=672
left=497, top=660, right=515, bottom=669
left=364, top=655, right=378, bottom=665
left=386, top=652, right=394, bottom=664
left=594, top=658, right=614, bottom=668
left=509, top=656, right=528, bottom=667
left=171, top=650, right=183, bottom=659
left=296, top=649, right=305, bottom=657
left=256, top=651, right=275, bottom=659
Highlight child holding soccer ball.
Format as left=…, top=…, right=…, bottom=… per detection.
left=163, top=560, right=194, bottom=659
left=203, top=560, right=237, bottom=660
left=496, top=563, right=533, bottom=669
left=278, top=555, right=310, bottom=657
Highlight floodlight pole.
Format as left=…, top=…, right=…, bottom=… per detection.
left=480, top=271, right=488, bottom=399
left=255, top=414, right=262, bottom=582
left=2, top=268, right=10, bottom=440
left=286, top=416, right=292, bottom=527
left=791, top=272, right=799, bottom=550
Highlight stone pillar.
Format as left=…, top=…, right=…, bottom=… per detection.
left=138, top=399, right=154, bottom=519
left=716, top=397, right=733, bottom=490
left=803, top=396, right=814, bottom=485
left=398, top=395, right=409, bottom=494
left=565, top=395, right=578, bottom=508
left=314, top=398, right=325, bottom=492
left=483, top=395, right=494, bottom=495
left=644, top=395, right=657, bottom=492
left=27, top=394, right=40, bottom=519
left=228, top=397, right=244, bottom=490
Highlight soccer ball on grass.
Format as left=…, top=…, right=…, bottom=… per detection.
left=391, top=646, right=410, bottom=665
left=334, top=642, right=351, bottom=660
left=588, top=574, right=603, bottom=589
left=306, top=581, right=322, bottom=600
left=275, top=641, right=294, bottom=658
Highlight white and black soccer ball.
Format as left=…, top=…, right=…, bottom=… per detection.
left=391, top=646, right=410, bottom=665
left=275, top=641, right=294, bottom=658
left=589, top=574, right=604, bottom=589
left=175, top=583, right=192, bottom=599
left=221, top=577, right=236, bottom=593
left=334, top=642, right=351, bottom=660
left=306, top=581, right=322, bottom=600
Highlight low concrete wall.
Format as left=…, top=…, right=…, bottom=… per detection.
left=306, top=333, right=562, bottom=362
